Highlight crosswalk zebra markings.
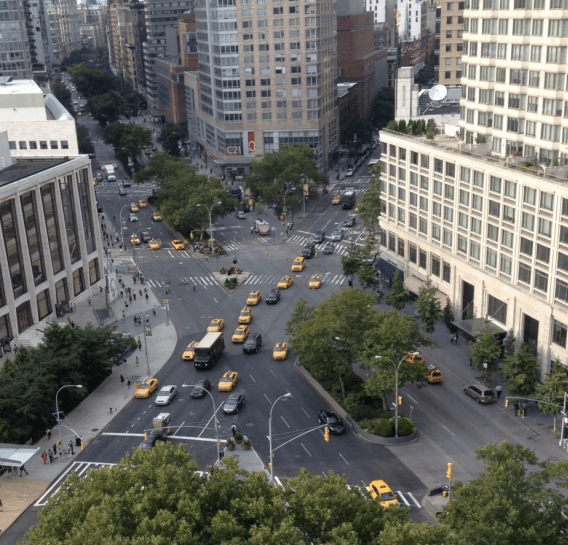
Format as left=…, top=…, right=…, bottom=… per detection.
left=396, top=491, right=422, bottom=508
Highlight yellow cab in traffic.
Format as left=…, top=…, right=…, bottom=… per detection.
left=232, top=325, right=249, bottom=343
left=171, top=239, right=185, bottom=250
left=238, top=306, right=253, bottom=324
left=368, top=480, right=399, bottom=509
left=272, top=342, right=288, bottom=361
left=148, top=239, right=162, bottom=250
left=208, top=319, right=224, bottom=332
left=291, top=257, right=305, bottom=272
left=182, top=341, right=199, bottom=360
left=277, top=275, right=294, bottom=289
left=246, top=290, right=261, bottom=306
left=309, top=274, right=322, bottom=289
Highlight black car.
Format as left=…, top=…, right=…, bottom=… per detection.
left=323, top=242, right=335, bottom=255
left=123, top=179, right=132, bottom=187
left=191, top=379, right=211, bottom=398
left=243, top=333, right=263, bottom=354
left=223, top=393, right=245, bottom=414
left=302, top=243, right=316, bottom=258
left=266, top=288, right=281, bottom=304
left=313, top=230, right=325, bottom=244
left=138, top=429, right=164, bottom=450
left=344, top=215, right=356, bottom=228
left=318, top=410, right=345, bottom=434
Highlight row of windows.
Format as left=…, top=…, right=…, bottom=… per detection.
left=464, top=42, right=568, bottom=62
left=462, top=65, right=568, bottom=88
left=9, top=140, right=70, bottom=151
left=465, top=0, right=568, bottom=8
left=463, top=88, right=568, bottom=116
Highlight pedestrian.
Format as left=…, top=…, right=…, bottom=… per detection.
left=127, top=379, right=131, bottom=389
left=47, top=428, right=51, bottom=440
left=69, top=440, right=74, bottom=455
left=153, top=305, right=156, bottom=316
left=0, top=498, right=3, bottom=510
left=138, top=337, right=142, bottom=350
left=122, top=310, right=126, bottom=320
left=53, top=443, right=57, bottom=455
left=514, top=400, right=520, bottom=416
left=69, top=300, right=74, bottom=313
left=134, top=315, right=138, bottom=326
left=231, top=423, right=237, bottom=437
left=110, top=407, right=113, bottom=415
left=468, top=358, right=473, bottom=368
left=48, top=448, right=53, bottom=463
left=145, top=293, right=149, bottom=301
left=41, top=451, right=48, bottom=464
left=193, top=284, right=196, bottom=292
left=129, top=295, right=132, bottom=304
left=523, top=401, right=528, bottom=416
left=14, top=344, right=18, bottom=354
left=88, top=297, right=91, bottom=306
left=120, top=374, right=124, bottom=383
left=71, top=321, right=75, bottom=329
left=19, top=464, right=28, bottom=477
left=495, top=384, right=503, bottom=399
left=455, top=331, right=459, bottom=342
left=136, top=356, right=139, bottom=366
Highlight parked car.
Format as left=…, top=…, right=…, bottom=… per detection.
left=243, top=333, right=263, bottom=354
left=464, top=384, right=496, bottom=404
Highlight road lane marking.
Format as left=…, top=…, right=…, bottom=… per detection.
left=280, top=416, right=290, bottom=428
left=407, top=394, right=419, bottom=404
left=407, top=492, right=422, bottom=507
left=338, top=453, right=350, bottom=465
left=300, top=442, right=312, bottom=457
left=397, top=492, right=410, bottom=506
left=442, top=425, right=456, bottom=436
left=301, top=407, right=310, bottom=418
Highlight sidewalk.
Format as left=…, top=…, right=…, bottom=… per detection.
left=0, top=247, right=265, bottom=536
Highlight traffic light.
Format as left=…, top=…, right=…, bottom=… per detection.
left=504, top=398, right=509, bottom=408
left=324, top=426, right=330, bottom=442
left=446, top=462, right=453, bottom=480
left=397, top=395, right=403, bottom=406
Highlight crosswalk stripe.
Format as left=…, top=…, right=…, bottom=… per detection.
left=397, top=491, right=411, bottom=507
left=406, top=492, right=422, bottom=508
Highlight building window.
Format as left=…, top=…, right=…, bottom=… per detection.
left=409, top=243, right=417, bottom=263
left=37, top=289, right=52, bottom=321
left=487, top=294, right=507, bottom=324
left=458, top=235, right=468, bottom=254
left=443, top=262, right=451, bottom=282
left=552, top=320, right=567, bottom=348
left=432, top=255, right=441, bottom=277
left=432, top=223, right=441, bottom=241
left=471, top=217, right=482, bottom=234
left=534, top=269, right=549, bottom=293
left=419, top=250, right=427, bottom=269
left=540, top=191, right=554, bottom=211
left=488, top=224, right=499, bottom=242
left=518, top=263, right=531, bottom=284
left=556, top=279, right=568, bottom=303
left=500, top=255, right=512, bottom=275
left=487, top=248, right=498, bottom=269
left=520, top=237, right=533, bottom=256
left=502, top=229, right=514, bottom=248
left=470, top=241, right=480, bottom=260
left=538, top=218, right=552, bottom=237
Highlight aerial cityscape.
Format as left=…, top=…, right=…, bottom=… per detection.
left=0, top=0, right=568, bottom=542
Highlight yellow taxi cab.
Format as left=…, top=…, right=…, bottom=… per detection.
left=207, top=318, right=224, bottom=332
left=138, top=199, right=147, bottom=208
left=291, top=257, right=306, bottom=272
left=182, top=341, right=199, bottom=360
left=404, top=352, right=425, bottom=366
left=272, top=342, right=288, bottom=361
left=148, top=239, right=162, bottom=250
left=135, top=377, right=159, bottom=399
left=129, top=233, right=140, bottom=245
left=232, top=325, right=249, bottom=343
left=218, top=371, right=239, bottom=392
left=171, top=239, right=185, bottom=250
left=152, top=212, right=162, bottom=222
left=331, top=194, right=341, bottom=205
left=130, top=203, right=140, bottom=213
left=425, top=364, right=443, bottom=383
left=144, top=148, right=151, bottom=155
left=246, top=290, right=261, bottom=306
left=368, top=480, right=399, bottom=509
left=308, top=274, right=322, bottom=289
left=238, top=306, right=253, bottom=324
left=277, top=275, right=294, bottom=289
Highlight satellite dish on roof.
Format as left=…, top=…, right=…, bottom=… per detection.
left=429, top=84, right=448, bottom=101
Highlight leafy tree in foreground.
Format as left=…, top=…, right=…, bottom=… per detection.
left=441, top=441, right=568, bottom=545
left=502, top=342, right=540, bottom=397
left=357, top=166, right=382, bottom=234
left=469, top=321, right=502, bottom=381
left=24, top=444, right=433, bottom=545
left=537, top=359, right=568, bottom=431
left=340, top=243, right=377, bottom=287
left=415, top=279, right=443, bottom=338
left=288, top=289, right=376, bottom=401
left=386, top=272, right=411, bottom=313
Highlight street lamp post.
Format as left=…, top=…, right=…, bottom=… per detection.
left=196, top=201, right=223, bottom=257
left=188, top=384, right=221, bottom=464
left=269, top=392, right=292, bottom=482
left=375, top=353, right=418, bottom=437
left=55, top=384, right=83, bottom=449
left=143, top=318, right=151, bottom=376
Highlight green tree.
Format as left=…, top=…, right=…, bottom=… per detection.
left=502, top=343, right=540, bottom=397
left=415, top=280, right=443, bottom=338
left=340, top=243, right=377, bottom=287
left=386, top=272, right=411, bottom=312
left=361, top=312, right=426, bottom=404
left=357, top=166, right=382, bottom=234
left=52, top=82, right=73, bottom=113
left=89, top=92, right=125, bottom=126
left=537, top=359, right=568, bottom=431
left=469, top=321, right=502, bottom=381
left=76, top=125, right=95, bottom=155
left=67, top=63, right=116, bottom=98
left=160, top=123, right=189, bottom=157
left=103, top=123, right=151, bottom=167
left=246, top=145, right=324, bottom=204
left=25, top=444, right=425, bottom=545
left=441, top=441, right=568, bottom=545
left=288, top=289, right=377, bottom=401
left=503, top=328, right=517, bottom=356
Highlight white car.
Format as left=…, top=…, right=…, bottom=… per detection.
left=129, top=213, right=138, bottom=222
left=330, top=228, right=345, bottom=241
left=155, top=385, right=177, bottom=405
left=345, top=168, right=354, bottom=177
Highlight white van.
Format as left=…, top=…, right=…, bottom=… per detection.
left=368, top=158, right=380, bottom=167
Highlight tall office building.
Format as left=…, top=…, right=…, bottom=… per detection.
left=45, top=0, right=81, bottom=64
left=436, top=0, right=464, bottom=86
left=378, top=2, right=568, bottom=373
left=184, top=0, right=339, bottom=177
left=0, top=2, right=33, bottom=79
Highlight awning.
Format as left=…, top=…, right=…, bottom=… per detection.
left=404, top=275, right=448, bottom=306
left=374, top=259, right=403, bottom=281
left=0, top=444, right=40, bottom=467
left=452, top=318, right=507, bottom=338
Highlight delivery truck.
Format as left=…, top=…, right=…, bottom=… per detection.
left=194, top=331, right=225, bottom=370
left=105, top=164, right=116, bottom=182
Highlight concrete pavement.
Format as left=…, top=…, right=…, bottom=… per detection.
left=0, top=244, right=266, bottom=537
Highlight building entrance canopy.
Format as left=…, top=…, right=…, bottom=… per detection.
left=452, top=318, right=506, bottom=339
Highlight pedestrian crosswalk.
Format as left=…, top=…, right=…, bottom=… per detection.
left=222, top=237, right=268, bottom=252
left=144, top=272, right=346, bottom=290
left=338, top=177, right=370, bottom=185
left=286, top=234, right=360, bottom=255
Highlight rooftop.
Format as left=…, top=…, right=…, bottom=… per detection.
left=0, top=159, right=68, bottom=187
left=0, top=79, right=42, bottom=96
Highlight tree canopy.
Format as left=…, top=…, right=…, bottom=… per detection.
left=88, top=92, right=125, bottom=126
left=385, top=273, right=411, bottom=313
left=135, top=154, right=234, bottom=235
left=340, top=243, right=378, bottom=287
left=502, top=342, right=540, bottom=396
left=23, top=444, right=431, bottom=545
left=441, top=441, right=568, bottom=545
left=356, top=165, right=382, bottom=233
left=159, top=123, right=189, bottom=157
left=537, top=359, right=568, bottom=418
left=67, top=63, right=116, bottom=98
left=470, top=321, right=502, bottom=380
left=0, top=323, right=122, bottom=444
left=246, top=145, right=324, bottom=204
left=415, top=280, right=443, bottom=337
left=103, top=123, right=152, bottom=169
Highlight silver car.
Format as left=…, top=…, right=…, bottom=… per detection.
left=129, top=213, right=138, bottom=222
left=330, top=228, right=344, bottom=241
left=155, top=385, right=177, bottom=405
